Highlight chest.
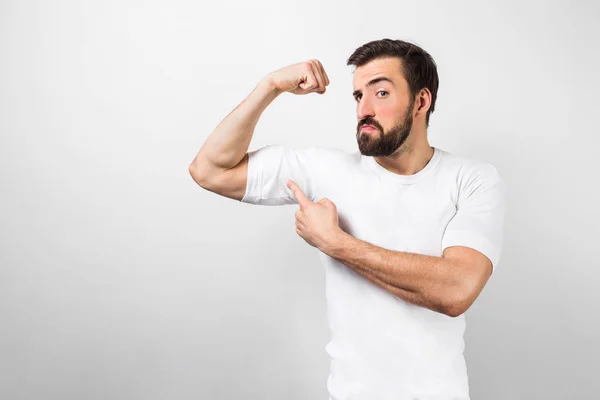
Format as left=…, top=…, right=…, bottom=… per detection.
left=321, top=174, right=458, bottom=256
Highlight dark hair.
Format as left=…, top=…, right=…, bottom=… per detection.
left=347, top=38, right=439, bottom=127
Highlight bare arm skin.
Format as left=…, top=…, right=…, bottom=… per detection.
left=188, top=77, right=282, bottom=201
left=189, top=60, right=329, bottom=201
left=189, top=59, right=329, bottom=200
left=322, top=230, right=492, bottom=317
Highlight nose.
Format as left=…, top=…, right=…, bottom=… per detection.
left=357, top=97, right=375, bottom=122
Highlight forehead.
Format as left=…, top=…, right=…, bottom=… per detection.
left=352, top=57, right=406, bottom=91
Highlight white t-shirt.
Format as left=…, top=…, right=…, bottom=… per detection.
left=240, top=145, right=507, bottom=400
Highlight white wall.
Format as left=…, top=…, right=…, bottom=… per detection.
left=1, top=1, right=598, bottom=399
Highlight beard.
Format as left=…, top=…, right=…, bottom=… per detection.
left=356, top=99, right=415, bottom=157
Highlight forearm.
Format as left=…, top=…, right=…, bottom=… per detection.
left=323, top=231, right=466, bottom=315
left=189, top=76, right=282, bottom=173
left=350, top=264, right=444, bottom=312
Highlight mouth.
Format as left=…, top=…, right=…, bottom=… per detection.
left=360, top=125, right=377, bottom=132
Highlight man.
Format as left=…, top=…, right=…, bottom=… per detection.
left=189, top=38, right=507, bottom=400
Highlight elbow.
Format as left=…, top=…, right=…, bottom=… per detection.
left=188, top=163, right=198, bottom=179
left=189, top=163, right=208, bottom=188
left=440, top=270, right=485, bottom=318
left=442, top=302, right=469, bottom=318
left=188, top=163, right=200, bottom=182
left=441, top=289, right=475, bottom=318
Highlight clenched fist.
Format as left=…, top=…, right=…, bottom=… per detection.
left=266, top=60, right=330, bottom=95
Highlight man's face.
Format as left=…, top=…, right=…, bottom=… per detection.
left=352, top=57, right=415, bottom=157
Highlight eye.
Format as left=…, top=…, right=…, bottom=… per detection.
left=354, top=91, right=388, bottom=102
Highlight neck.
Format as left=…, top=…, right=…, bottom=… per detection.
left=373, top=136, right=434, bottom=176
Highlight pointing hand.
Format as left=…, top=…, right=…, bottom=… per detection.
left=286, top=179, right=341, bottom=250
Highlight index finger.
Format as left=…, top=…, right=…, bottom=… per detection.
left=286, top=179, right=311, bottom=208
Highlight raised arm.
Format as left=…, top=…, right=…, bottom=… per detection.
left=188, top=77, right=281, bottom=200
left=188, top=60, right=330, bottom=201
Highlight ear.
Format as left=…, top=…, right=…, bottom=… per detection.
left=414, top=87, right=431, bottom=118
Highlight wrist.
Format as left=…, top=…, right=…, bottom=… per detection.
left=322, top=228, right=349, bottom=258
left=259, top=75, right=283, bottom=96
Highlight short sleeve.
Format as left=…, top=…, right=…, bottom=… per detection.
left=240, top=144, right=322, bottom=206
left=441, top=163, right=508, bottom=272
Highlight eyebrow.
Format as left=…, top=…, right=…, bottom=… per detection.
left=352, top=76, right=395, bottom=98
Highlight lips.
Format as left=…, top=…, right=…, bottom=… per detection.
left=361, top=125, right=377, bottom=132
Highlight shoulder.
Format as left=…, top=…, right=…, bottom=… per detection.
left=247, top=144, right=347, bottom=164
left=437, top=148, right=507, bottom=205
left=305, top=146, right=360, bottom=167
left=438, top=148, right=503, bottom=183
